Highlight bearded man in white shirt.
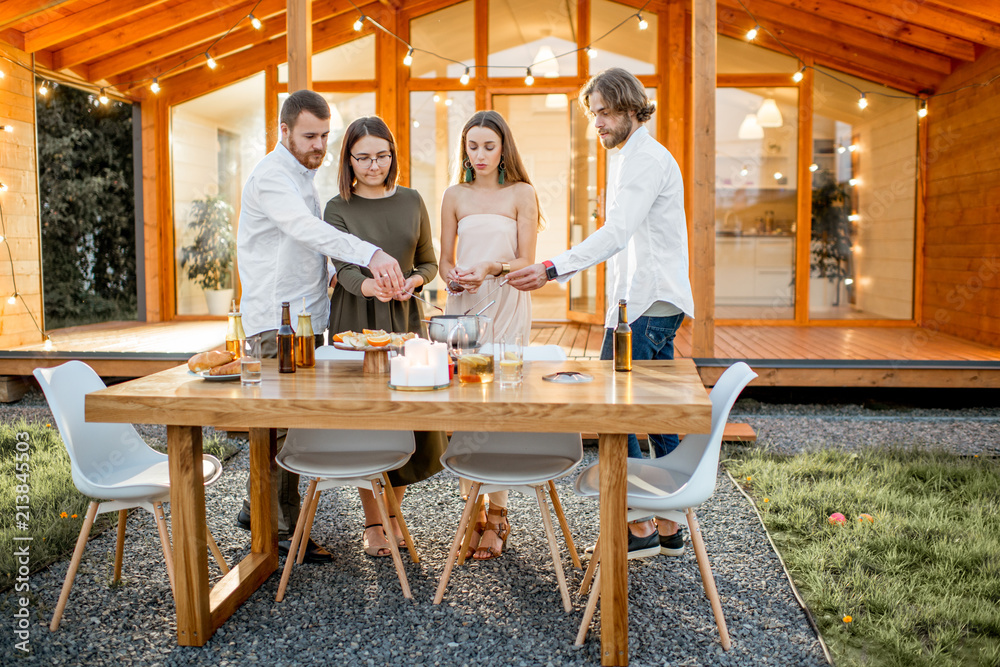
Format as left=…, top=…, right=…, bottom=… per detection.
left=234, top=90, right=404, bottom=563
left=507, top=68, right=694, bottom=558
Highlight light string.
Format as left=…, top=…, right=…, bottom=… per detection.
left=0, top=197, right=51, bottom=348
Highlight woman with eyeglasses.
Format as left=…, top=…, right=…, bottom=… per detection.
left=324, top=115, right=444, bottom=558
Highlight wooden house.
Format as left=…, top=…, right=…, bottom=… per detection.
left=0, top=0, right=998, bottom=388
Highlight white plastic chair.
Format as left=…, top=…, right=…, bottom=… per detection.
left=433, top=346, right=583, bottom=612
left=33, top=361, right=227, bottom=632
left=275, top=345, right=418, bottom=601
left=573, top=362, right=757, bottom=648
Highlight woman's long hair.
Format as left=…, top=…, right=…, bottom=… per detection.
left=338, top=116, right=398, bottom=202
left=455, top=110, right=544, bottom=229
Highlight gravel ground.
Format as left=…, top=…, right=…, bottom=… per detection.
left=3, top=388, right=997, bottom=666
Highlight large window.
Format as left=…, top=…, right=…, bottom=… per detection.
left=590, top=0, right=657, bottom=75
left=411, top=2, right=474, bottom=79
left=488, top=0, right=577, bottom=79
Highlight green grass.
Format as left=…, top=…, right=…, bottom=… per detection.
left=0, top=419, right=238, bottom=591
left=725, top=447, right=1000, bottom=667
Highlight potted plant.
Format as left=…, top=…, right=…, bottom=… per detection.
left=180, top=195, right=236, bottom=315
left=809, top=171, right=853, bottom=308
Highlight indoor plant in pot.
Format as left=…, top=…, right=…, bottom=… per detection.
left=180, top=195, right=236, bottom=315
left=810, top=171, right=853, bottom=308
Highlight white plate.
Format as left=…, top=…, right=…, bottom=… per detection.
left=188, top=369, right=241, bottom=382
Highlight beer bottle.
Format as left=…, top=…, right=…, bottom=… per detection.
left=613, top=299, right=632, bottom=372
left=226, top=300, right=246, bottom=358
left=278, top=301, right=296, bottom=373
left=296, top=297, right=315, bottom=368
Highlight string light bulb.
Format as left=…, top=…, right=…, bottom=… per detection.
left=0, top=183, right=7, bottom=192
left=403, top=48, right=414, bottom=67
left=809, top=163, right=819, bottom=172
left=353, top=15, right=365, bottom=31
left=587, top=47, right=597, bottom=58
left=0, top=234, right=4, bottom=242
left=44, top=337, right=53, bottom=351
left=205, top=53, right=217, bottom=69
left=249, top=13, right=263, bottom=30
left=0, top=70, right=4, bottom=79
left=857, top=93, right=868, bottom=109
left=637, top=14, right=648, bottom=30
left=918, top=100, right=928, bottom=118
left=849, top=177, right=860, bottom=186
left=746, top=25, right=759, bottom=41
left=848, top=214, right=860, bottom=222
left=524, top=68, right=534, bottom=86
left=1, top=125, right=12, bottom=133
left=98, top=88, right=109, bottom=105
left=150, top=79, right=160, bottom=93
left=792, top=67, right=805, bottom=83
left=8, top=293, right=16, bottom=305
left=38, top=81, right=49, bottom=96
left=848, top=144, right=858, bottom=152
left=460, top=67, right=470, bottom=85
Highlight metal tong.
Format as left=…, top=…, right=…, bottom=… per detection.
left=399, top=290, right=444, bottom=312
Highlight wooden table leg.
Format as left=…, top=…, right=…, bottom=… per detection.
left=598, top=433, right=629, bottom=666
left=167, top=425, right=211, bottom=646
left=249, top=427, right=279, bottom=557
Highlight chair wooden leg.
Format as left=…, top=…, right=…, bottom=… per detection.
left=113, top=509, right=128, bottom=584
left=686, top=507, right=731, bottom=650
left=276, top=479, right=317, bottom=602
left=536, top=486, right=572, bottom=613
left=372, top=478, right=412, bottom=599
left=457, top=493, right=485, bottom=567
left=296, top=483, right=322, bottom=565
left=579, top=536, right=600, bottom=597
left=434, top=482, right=481, bottom=604
left=152, top=502, right=175, bottom=597
left=575, top=569, right=601, bottom=646
left=206, top=528, right=229, bottom=575
left=382, top=472, right=419, bottom=564
left=548, top=480, right=581, bottom=570
left=50, top=501, right=98, bottom=631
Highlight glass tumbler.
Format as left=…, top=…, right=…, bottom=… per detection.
left=498, top=333, right=523, bottom=388
left=241, top=335, right=262, bottom=386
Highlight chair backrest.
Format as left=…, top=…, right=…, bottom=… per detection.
left=523, top=345, right=567, bottom=361
left=656, top=362, right=757, bottom=509
left=283, top=428, right=415, bottom=456
left=33, top=361, right=163, bottom=498
left=315, top=345, right=365, bottom=361
left=446, top=430, right=583, bottom=463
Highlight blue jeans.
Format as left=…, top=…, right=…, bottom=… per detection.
left=600, top=313, right=685, bottom=459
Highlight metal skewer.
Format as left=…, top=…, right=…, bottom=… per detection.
left=462, top=278, right=508, bottom=316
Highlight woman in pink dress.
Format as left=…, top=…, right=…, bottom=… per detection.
left=439, top=109, right=542, bottom=559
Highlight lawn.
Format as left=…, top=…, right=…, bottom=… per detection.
left=725, top=447, right=1000, bottom=667
left=0, top=419, right=238, bottom=590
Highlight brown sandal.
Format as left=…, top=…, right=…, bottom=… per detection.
left=363, top=523, right=392, bottom=558
left=473, top=505, right=510, bottom=561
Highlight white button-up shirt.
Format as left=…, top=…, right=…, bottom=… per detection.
left=237, top=142, right=378, bottom=336
left=550, top=126, right=694, bottom=328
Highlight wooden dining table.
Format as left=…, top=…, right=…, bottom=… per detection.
left=85, top=357, right=711, bottom=666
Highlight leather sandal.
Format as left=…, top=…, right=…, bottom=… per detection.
left=473, top=505, right=510, bottom=561
left=387, top=515, right=406, bottom=548
left=363, top=523, right=392, bottom=558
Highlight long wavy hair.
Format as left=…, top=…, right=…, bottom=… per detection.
left=338, top=116, right=398, bottom=202
left=455, top=110, right=544, bottom=228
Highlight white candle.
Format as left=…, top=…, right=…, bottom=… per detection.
left=404, top=338, right=430, bottom=366
left=390, top=355, right=409, bottom=386
left=428, top=342, right=449, bottom=385
left=408, top=364, right=435, bottom=386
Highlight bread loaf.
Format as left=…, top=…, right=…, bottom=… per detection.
left=208, top=358, right=242, bottom=376
left=188, top=350, right=235, bottom=372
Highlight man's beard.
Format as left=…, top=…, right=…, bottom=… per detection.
left=289, top=138, right=325, bottom=169
left=600, top=120, right=630, bottom=150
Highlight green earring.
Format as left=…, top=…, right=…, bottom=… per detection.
left=498, top=158, right=506, bottom=185
left=463, top=159, right=474, bottom=182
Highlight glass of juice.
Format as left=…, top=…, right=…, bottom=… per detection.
left=457, top=353, right=494, bottom=384
left=241, top=335, right=262, bottom=386
left=498, top=333, right=523, bottom=388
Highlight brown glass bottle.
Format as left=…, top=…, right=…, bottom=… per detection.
left=277, top=301, right=296, bottom=373
left=613, top=299, right=632, bottom=372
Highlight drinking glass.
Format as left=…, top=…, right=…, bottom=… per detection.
left=498, top=334, right=523, bottom=388
left=241, top=335, right=262, bottom=386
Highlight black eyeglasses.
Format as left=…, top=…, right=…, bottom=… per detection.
left=351, top=154, right=392, bottom=168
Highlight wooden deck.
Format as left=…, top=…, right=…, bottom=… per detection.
left=2, top=319, right=998, bottom=388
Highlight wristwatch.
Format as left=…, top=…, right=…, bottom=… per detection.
left=543, top=260, right=558, bottom=281
left=499, top=262, right=511, bottom=276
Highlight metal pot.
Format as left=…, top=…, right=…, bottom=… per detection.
left=423, top=301, right=496, bottom=345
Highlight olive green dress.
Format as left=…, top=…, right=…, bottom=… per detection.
left=324, top=186, right=445, bottom=486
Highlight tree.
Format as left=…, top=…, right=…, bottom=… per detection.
left=36, top=82, right=137, bottom=330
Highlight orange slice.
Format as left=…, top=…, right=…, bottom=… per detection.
left=332, top=331, right=353, bottom=343
left=362, top=328, right=385, bottom=335
left=366, top=333, right=391, bottom=347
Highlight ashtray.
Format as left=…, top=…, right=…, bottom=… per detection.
left=542, top=371, right=593, bottom=383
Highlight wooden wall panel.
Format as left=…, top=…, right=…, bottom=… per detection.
left=923, top=47, right=1000, bottom=348
left=0, top=43, right=43, bottom=348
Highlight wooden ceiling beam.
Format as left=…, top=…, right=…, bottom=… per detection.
left=91, top=0, right=288, bottom=82
left=923, top=1, right=1000, bottom=26
left=23, top=0, right=167, bottom=53
left=716, top=20, right=938, bottom=94
left=0, top=0, right=74, bottom=31
left=836, top=0, right=1000, bottom=50
left=778, top=0, right=976, bottom=62
left=720, top=0, right=953, bottom=76
left=52, top=0, right=250, bottom=70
